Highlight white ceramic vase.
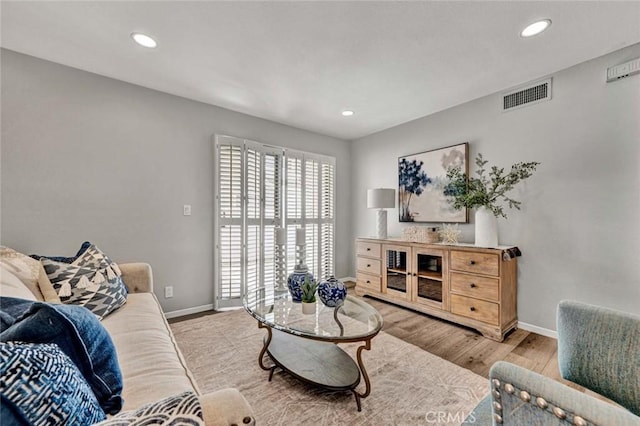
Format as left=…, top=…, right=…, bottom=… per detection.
left=475, top=206, right=498, bottom=247
left=301, top=301, right=316, bottom=315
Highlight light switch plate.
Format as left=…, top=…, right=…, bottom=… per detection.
left=183, top=205, right=192, bottom=216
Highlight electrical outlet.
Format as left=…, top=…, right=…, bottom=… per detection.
left=183, top=205, right=192, bottom=216
left=164, top=286, right=174, bottom=298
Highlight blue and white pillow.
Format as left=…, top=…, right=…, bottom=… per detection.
left=42, top=244, right=127, bottom=320
left=95, top=391, right=204, bottom=426
left=29, top=241, right=92, bottom=264
left=0, top=342, right=106, bottom=425
left=0, top=297, right=124, bottom=414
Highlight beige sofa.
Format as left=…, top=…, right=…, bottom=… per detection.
left=1, top=260, right=255, bottom=426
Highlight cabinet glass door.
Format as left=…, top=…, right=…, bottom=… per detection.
left=384, top=246, right=410, bottom=299
left=414, top=251, right=444, bottom=307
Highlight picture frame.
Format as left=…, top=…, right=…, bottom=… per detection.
left=398, top=142, right=469, bottom=223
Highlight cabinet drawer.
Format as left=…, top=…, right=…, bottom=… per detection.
left=356, top=241, right=381, bottom=258
left=451, top=294, right=499, bottom=325
left=450, top=251, right=499, bottom=276
left=356, top=272, right=381, bottom=292
left=357, top=257, right=381, bottom=275
left=450, top=272, right=499, bottom=301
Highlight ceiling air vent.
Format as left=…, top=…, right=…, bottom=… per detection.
left=502, top=78, right=552, bottom=112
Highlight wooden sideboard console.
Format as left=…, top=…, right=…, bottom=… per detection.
left=355, top=237, right=518, bottom=341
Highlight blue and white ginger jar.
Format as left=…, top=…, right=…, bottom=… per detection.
left=287, top=263, right=314, bottom=303
left=318, top=276, right=347, bottom=307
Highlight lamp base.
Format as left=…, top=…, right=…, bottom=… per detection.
left=376, top=209, right=388, bottom=239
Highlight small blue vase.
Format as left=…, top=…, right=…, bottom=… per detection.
left=318, top=276, right=347, bottom=307
left=287, top=263, right=314, bottom=303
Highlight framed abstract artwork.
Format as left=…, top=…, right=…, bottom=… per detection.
left=398, top=142, right=469, bottom=223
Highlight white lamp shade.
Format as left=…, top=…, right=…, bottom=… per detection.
left=367, top=188, right=395, bottom=209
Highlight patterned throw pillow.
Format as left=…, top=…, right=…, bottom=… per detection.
left=95, top=391, right=204, bottom=426
left=29, top=240, right=92, bottom=264
left=0, top=298, right=124, bottom=414
left=0, top=342, right=106, bottom=425
left=42, top=244, right=127, bottom=320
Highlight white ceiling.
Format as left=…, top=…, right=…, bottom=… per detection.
left=2, top=1, right=640, bottom=140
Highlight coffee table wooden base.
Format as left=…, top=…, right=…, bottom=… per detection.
left=257, top=324, right=373, bottom=411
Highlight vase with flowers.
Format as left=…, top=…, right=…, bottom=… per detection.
left=445, top=153, right=540, bottom=247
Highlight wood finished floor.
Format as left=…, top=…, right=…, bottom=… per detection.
left=360, top=295, right=560, bottom=380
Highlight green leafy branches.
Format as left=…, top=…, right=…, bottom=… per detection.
left=301, top=276, right=318, bottom=303
left=445, top=153, right=540, bottom=218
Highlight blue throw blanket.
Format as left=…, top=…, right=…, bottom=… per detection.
left=0, top=297, right=124, bottom=414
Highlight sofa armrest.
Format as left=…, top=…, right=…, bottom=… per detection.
left=199, top=389, right=255, bottom=426
left=118, top=263, right=153, bottom=293
left=488, top=361, right=639, bottom=425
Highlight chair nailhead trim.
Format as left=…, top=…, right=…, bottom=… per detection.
left=536, top=397, right=548, bottom=409
left=243, top=417, right=253, bottom=424
left=497, top=381, right=591, bottom=425
left=574, top=416, right=587, bottom=426
left=553, top=407, right=566, bottom=420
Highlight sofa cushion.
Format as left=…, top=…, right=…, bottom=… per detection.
left=0, top=297, right=124, bottom=414
left=0, top=266, right=37, bottom=302
left=101, top=293, right=200, bottom=411
left=95, top=391, right=204, bottom=426
left=0, top=342, right=106, bottom=425
left=42, top=244, right=127, bottom=320
left=29, top=240, right=92, bottom=263
left=0, top=246, right=59, bottom=302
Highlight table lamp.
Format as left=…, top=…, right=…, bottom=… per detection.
left=367, top=188, right=395, bottom=239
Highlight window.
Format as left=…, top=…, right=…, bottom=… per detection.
left=215, top=135, right=335, bottom=308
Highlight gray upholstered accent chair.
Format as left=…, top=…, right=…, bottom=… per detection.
left=464, top=300, right=640, bottom=425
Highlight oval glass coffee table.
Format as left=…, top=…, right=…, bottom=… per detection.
left=243, top=291, right=383, bottom=411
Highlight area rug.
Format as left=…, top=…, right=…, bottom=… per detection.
left=170, top=309, right=488, bottom=425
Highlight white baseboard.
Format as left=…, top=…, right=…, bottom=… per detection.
left=339, top=276, right=356, bottom=283
left=518, top=321, right=557, bottom=339
left=164, top=304, right=214, bottom=319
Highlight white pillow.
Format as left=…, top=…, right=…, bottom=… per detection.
left=0, top=266, right=37, bottom=301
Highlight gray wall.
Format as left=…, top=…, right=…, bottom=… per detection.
left=1, top=49, right=351, bottom=313
left=350, top=43, right=640, bottom=331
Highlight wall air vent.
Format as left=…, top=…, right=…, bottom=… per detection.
left=502, top=78, right=552, bottom=112
left=606, top=57, right=640, bottom=83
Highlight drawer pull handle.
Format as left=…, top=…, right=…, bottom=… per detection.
left=366, top=280, right=371, bottom=284
left=469, top=260, right=476, bottom=265
left=366, top=248, right=371, bottom=251
left=470, top=283, right=477, bottom=288
left=470, top=307, right=476, bottom=312
left=367, top=264, right=371, bottom=267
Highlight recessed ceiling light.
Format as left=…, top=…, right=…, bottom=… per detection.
left=520, top=19, right=551, bottom=38
left=131, top=32, right=157, bottom=48
left=342, top=110, right=355, bottom=117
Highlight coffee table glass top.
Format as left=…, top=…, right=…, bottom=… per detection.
left=243, top=292, right=383, bottom=341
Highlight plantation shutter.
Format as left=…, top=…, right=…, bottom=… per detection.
left=320, top=161, right=335, bottom=279
left=284, top=152, right=303, bottom=275
left=216, top=136, right=244, bottom=305
left=284, top=150, right=336, bottom=281
left=215, top=135, right=334, bottom=308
